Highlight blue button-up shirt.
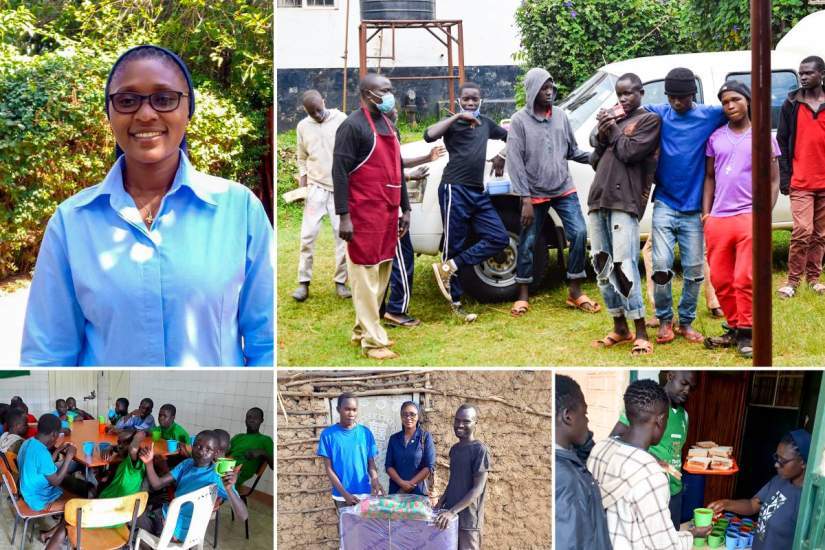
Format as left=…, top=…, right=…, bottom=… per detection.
left=21, top=152, right=274, bottom=366
left=115, top=413, right=156, bottom=431
left=385, top=427, right=436, bottom=496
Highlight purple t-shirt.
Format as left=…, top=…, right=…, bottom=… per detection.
left=706, top=125, right=780, bottom=217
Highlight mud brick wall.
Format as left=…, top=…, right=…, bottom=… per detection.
left=276, top=370, right=552, bottom=549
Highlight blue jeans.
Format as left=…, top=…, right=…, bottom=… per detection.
left=515, top=193, right=588, bottom=284
left=651, top=200, right=705, bottom=325
left=439, top=183, right=509, bottom=302
left=589, top=209, right=645, bottom=320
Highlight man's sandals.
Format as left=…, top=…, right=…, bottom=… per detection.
left=383, top=312, right=421, bottom=328
left=592, top=331, right=634, bottom=349
left=656, top=323, right=704, bottom=344
left=566, top=294, right=602, bottom=313
left=631, top=339, right=654, bottom=356
left=510, top=300, right=530, bottom=317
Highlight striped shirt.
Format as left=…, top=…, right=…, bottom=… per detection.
left=587, top=437, right=693, bottom=550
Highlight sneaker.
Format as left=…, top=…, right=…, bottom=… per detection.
left=335, top=283, right=352, bottom=299
left=737, top=328, right=753, bottom=359
left=432, top=260, right=457, bottom=302
left=451, top=302, right=478, bottom=323
left=704, top=327, right=737, bottom=349
left=292, top=282, right=309, bottom=302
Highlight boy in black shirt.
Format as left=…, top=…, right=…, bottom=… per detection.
left=435, top=404, right=489, bottom=550
left=428, top=82, right=508, bottom=321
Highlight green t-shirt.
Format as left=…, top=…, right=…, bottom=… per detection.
left=619, top=404, right=688, bottom=495
left=228, top=432, right=273, bottom=487
left=159, top=422, right=190, bottom=443
left=99, top=456, right=146, bottom=499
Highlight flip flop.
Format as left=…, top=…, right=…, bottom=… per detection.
left=656, top=323, right=675, bottom=344
left=592, top=331, right=635, bottom=349
left=709, top=307, right=725, bottom=318
left=566, top=294, right=602, bottom=313
left=510, top=300, right=530, bottom=317
left=383, top=313, right=421, bottom=327
left=631, top=339, right=654, bottom=356
left=676, top=325, right=705, bottom=343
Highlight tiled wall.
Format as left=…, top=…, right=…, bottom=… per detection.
left=0, top=371, right=51, bottom=415
left=562, top=370, right=630, bottom=442
left=126, top=370, right=274, bottom=496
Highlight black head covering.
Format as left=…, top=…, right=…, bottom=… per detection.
left=717, top=80, right=752, bottom=103
left=664, top=67, right=697, bottom=97
left=105, top=45, right=196, bottom=158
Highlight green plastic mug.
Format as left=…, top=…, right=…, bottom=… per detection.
left=216, top=458, right=236, bottom=475
left=693, top=537, right=707, bottom=547
left=708, top=533, right=723, bottom=548
left=694, top=508, right=714, bottom=527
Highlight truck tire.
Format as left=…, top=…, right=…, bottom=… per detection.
left=459, top=205, right=548, bottom=303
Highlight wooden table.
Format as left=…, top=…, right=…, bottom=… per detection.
left=61, top=419, right=173, bottom=468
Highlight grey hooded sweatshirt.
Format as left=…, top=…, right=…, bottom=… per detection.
left=506, top=67, right=590, bottom=198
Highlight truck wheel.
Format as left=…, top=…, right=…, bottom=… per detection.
left=459, top=207, right=548, bottom=303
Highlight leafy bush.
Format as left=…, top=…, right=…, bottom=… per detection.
left=515, top=0, right=698, bottom=98
left=687, top=0, right=818, bottom=51
left=0, top=46, right=255, bottom=278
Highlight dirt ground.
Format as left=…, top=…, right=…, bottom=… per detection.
left=276, top=370, right=552, bottom=549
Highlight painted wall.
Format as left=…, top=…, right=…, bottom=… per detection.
left=276, top=0, right=522, bottom=69
left=276, top=0, right=523, bottom=129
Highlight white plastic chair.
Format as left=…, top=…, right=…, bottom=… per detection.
left=135, top=485, right=217, bottom=550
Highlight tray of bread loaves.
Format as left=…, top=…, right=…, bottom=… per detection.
left=683, top=441, right=739, bottom=475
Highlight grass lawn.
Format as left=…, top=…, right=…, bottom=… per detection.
left=276, top=129, right=825, bottom=367
left=278, top=210, right=823, bottom=366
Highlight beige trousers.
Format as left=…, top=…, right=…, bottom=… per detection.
left=347, top=254, right=392, bottom=349
left=297, top=184, right=348, bottom=284
left=642, top=235, right=720, bottom=310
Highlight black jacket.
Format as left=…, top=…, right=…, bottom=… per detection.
left=777, top=85, right=825, bottom=194
left=555, top=446, right=612, bottom=550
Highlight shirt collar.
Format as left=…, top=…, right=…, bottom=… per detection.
left=72, top=151, right=219, bottom=211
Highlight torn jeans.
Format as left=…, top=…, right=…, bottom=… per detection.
left=589, top=209, right=645, bottom=320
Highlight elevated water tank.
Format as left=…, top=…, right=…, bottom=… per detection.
left=360, top=0, right=435, bottom=20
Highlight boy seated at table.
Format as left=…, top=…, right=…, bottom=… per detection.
left=110, top=398, right=155, bottom=433
left=229, top=407, right=274, bottom=488
left=214, top=429, right=231, bottom=458
left=0, top=409, right=28, bottom=454
left=154, top=404, right=191, bottom=471
left=96, top=429, right=147, bottom=498
left=108, top=398, right=130, bottom=426
left=18, top=414, right=91, bottom=550
left=11, top=397, right=38, bottom=438
left=136, top=430, right=248, bottom=542
left=66, top=397, right=94, bottom=421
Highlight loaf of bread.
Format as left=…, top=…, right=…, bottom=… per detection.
left=695, top=441, right=717, bottom=449
left=688, top=448, right=709, bottom=457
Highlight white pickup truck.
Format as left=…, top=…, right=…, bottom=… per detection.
left=401, top=10, right=824, bottom=302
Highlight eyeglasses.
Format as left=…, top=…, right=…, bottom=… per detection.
left=773, top=453, right=797, bottom=467
left=108, top=91, right=188, bottom=114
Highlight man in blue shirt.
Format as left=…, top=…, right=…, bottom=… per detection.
left=111, top=398, right=156, bottom=433
left=317, top=393, right=384, bottom=512
left=645, top=68, right=726, bottom=345
left=18, top=414, right=88, bottom=550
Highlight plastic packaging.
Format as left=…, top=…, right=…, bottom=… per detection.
left=340, top=495, right=458, bottom=550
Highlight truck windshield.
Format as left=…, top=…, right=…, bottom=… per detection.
left=558, top=71, right=617, bottom=131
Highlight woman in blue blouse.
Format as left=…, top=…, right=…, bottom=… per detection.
left=385, top=401, right=436, bottom=496
left=20, top=45, right=273, bottom=366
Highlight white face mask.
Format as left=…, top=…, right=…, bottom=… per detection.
left=456, top=98, right=482, bottom=118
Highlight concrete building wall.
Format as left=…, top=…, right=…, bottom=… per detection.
left=560, top=370, right=631, bottom=442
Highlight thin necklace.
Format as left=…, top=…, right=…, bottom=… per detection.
left=723, top=124, right=751, bottom=176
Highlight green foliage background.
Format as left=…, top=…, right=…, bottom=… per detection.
left=514, top=0, right=820, bottom=103
left=0, top=1, right=271, bottom=279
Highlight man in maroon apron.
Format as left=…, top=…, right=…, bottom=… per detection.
left=332, top=74, right=410, bottom=360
